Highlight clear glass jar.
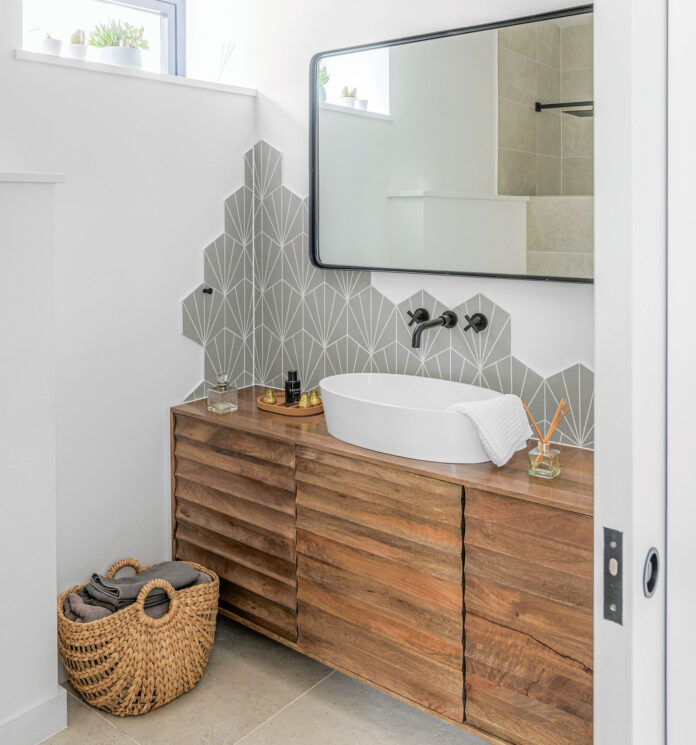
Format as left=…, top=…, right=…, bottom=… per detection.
left=528, top=440, right=560, bottom=479
left=207, top=371, right=238, bottom=414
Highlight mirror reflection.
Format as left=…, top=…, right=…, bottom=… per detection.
left=313, top=11, right=594, bottom=280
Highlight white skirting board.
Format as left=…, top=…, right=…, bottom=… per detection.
left=0, top=689, right=67, bottom=745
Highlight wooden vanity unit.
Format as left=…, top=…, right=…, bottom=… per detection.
left=171, top=387, right=594, bottom=745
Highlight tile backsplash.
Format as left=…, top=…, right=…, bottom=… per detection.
left=182, top=141, right=594, bottom=448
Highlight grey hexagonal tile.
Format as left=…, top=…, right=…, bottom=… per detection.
left=254, top=325, right=283, bottom=387
left=545, top=363, right=594, bottom=447
left=283, top=233, right=322, bottom=297
left=253, top=140, right=283, bottom=199
left=304, top=283, right=347, bottom=349
left=225, top=185, right=254, bottom=245
left=451, top=294, right=511, bottom=373
left=255, top=233, right=283, bottom=293
left=204, top=233, right=248, bottom=295
left=261, top=281, right=303, bottom=342
left=347, top=286, right=397, bottom=365
left=324, top=270, right=371, bottom=300
left=204, top=329, right=250, bottom=390
left=182, top=283, right=225, bottom=346
left=244, top=146, right=254, bottom=191
left=262, top=186, right=303, bottom=246
left=225, top=278, right=254, bottom=340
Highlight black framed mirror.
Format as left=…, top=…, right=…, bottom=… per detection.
left=309, top=5, right=594, bottom=283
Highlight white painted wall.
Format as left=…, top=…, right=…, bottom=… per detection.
left=0, top=0, right=255, bottom=598
left=232, top=0, right=594, bottom=376
left=0, top=177, right=66, bottom=744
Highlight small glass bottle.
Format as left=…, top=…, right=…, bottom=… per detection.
left=284, top=370, right=301, bottom=407
left=207, top=371, right=238, bottom=414
left=528, top=440, right=560, bottom=479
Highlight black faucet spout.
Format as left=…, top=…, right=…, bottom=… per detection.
left=411, top=311, right=458, bottom=348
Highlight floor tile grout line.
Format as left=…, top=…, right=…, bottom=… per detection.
left=64, top=688, right=143, bottom=745
left=232, top=670, right=336, bottom=745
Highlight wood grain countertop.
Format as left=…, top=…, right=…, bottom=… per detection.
left=172, top=386, right=593, bottom=517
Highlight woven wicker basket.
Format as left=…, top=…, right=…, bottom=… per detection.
left=57, top=557, right=220, bottom=716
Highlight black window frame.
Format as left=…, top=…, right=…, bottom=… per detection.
left=102, top=0, right=186, bottom=76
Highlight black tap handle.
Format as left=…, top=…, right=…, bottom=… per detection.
left=202, top=287, right=213, bottom=295
left=463, top=313, right=488, bottom=334
left=407, top=308, right=430, bottom=327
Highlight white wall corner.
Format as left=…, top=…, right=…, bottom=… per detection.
left=0, top=688, right=67, bottom=745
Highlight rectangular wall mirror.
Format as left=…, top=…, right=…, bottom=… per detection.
left=310, top=6, right=594, bottom=282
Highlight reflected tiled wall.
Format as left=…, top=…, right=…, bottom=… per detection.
left=498, top=20, right=562, bottom=196
left=497, top=17, right=594, bottom=198
left=183, top=141, right=595, bottom=448
left=560, top=20, right=594, bottom=195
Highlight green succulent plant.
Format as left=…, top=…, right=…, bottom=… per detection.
left=70, top=28, right=87, bottom=45
left=88, top=19, right=149, bottom=50
left=317, top=65, right=330, bottom=86
left=341, top=86, right=357, bottom=98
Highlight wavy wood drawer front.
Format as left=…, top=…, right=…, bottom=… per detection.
left=173, top=414, right=297, bottom=640
left=464, top=488, right=593, bottom=745
left=295, top=448, right=465, bottom=722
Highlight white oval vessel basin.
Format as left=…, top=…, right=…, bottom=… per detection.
left=319, top=373, right=499, bottom=464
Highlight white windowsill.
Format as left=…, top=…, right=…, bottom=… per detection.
left=15, top=49, right=257, bottom=97
left=319, top=102, right=392, bottom=121
left=388, top=190, right=529, bottom=202
left=0, top=172, right=65, bottom=183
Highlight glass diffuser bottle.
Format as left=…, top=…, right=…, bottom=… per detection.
left=207, top=371, right=238, bottom=414
left=528, top=440, right=560, bottom=479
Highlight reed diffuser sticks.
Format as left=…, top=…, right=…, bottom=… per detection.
left=523, top=398, right=570, bottom=447
left=522, top=398, right=570, bottom=477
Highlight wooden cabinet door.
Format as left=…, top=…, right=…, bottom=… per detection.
left=464, top=488, right=593, bottom=745
left=295, top=447, right=465, bottom=721
left=172, top=415, right=297, bottom=640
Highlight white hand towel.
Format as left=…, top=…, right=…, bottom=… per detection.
left=447, top=394, right=532, bottom=467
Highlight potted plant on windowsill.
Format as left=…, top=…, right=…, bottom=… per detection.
left=31, top=28, right=62, bottom=56
left=340, top=86, right=357, bottom=108
left=88, top=19, right=149, bottom=69
left=317, top=65, right=330, bottom=102
left=66, top=29, right=87, bottom=60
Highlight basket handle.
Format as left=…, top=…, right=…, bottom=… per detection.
left=135, top=578, right=178, bottom=626
left=105, top=557, right=142, bottom=579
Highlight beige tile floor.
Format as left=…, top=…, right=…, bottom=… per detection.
left=46, top=616, right=485, bottom=745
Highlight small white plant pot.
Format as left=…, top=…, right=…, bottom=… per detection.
left=357, top=99, right=368, bottom=110
left=317, top=85, right=327, bottom=102
left=340, top=96, right=356, bottom=108
left=99, top=46, right=143, bottom=69
left=40, top=38, right=62, bottom=56
left=65, top=43, right=87, bottom=60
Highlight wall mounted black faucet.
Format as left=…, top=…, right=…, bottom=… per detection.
left=410, top=310, right=458, bottom=348
left=463, top=312, right=488, bottom=333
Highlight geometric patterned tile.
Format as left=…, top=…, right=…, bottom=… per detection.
left=225, top=185, right=254, bottom=245
left=262, top=186, right=303, bottom=246
left=545, top=363, right=594, bottom=447
left=253, top=140, right=282, bottom=199
left=182, top=283, right=225, bottom=346
left=182, top=138, right=595, bottom=450
left=451, top=294, right=512, bottom=375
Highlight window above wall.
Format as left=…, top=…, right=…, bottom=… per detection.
left=23, top=0, right=186, bottom=76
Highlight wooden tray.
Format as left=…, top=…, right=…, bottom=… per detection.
left=256, top=391, right=323, bottom=416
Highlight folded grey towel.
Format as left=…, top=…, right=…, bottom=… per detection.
left=81, top=568, right=211, bottom=615
left=84, top=561, right=199, bottom=611
left=64, top=592, right=112, bottom=623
